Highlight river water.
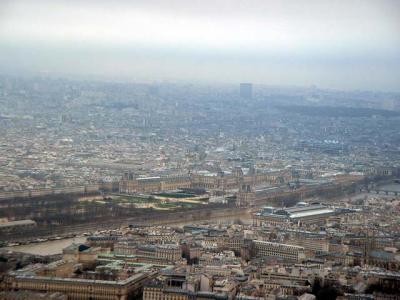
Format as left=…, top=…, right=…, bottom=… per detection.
left=378, top=183, right=400, bottom=192
left=5, top=190, right=397, bottom=256
left=2, top=214, right=253, bottom=255
left=3, top=236, right=87, bottom=255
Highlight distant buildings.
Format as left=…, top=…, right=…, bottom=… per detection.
left=0, top=218, right=36, bottom=234
left=2, top=243, right=162, bottom=300
left=2, top=203, right=400, bottom=300
left=114, top=243, right=182, bottom=263
left=119, top=168, right=287, bottom=202
left=253, top=203, right=335, bottom=226
left=252, top=240, right=306, bottom=262
left=2, top=75, right=400, bottom=300
left=239, top=83, right=252, bottom=99
left=120, top=174, right=191, bottom=194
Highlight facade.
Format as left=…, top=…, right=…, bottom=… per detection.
left=0, top=291, right=67, bottom=300
left=252, top=240, right=306, bottom=262
left=236, top=184, right=256, bottom=207
left=1, top=242, right=168, bottom=300
left=114, top=243, right=182, bottom=263
left=226, top=235, right=244, bottom=253
left=3, top=272, right=155, bottom=300
left=87, top=236, right=119, bottom=249
left=143, top=286, right=229, bottom=300
left=136, top=245, right=182, bottom=262
left=0, top=219, right=36, bottom=234
left=290, top=237, right=330, bottom=253
left=120, top=169, right=289, bottom=195
left=119, top=175, right=191, bottom=194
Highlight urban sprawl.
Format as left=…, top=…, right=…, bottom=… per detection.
left=0, top=76, right=400, bottom=300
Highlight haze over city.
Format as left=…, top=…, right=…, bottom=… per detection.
left=1, top=0, right=400, bottom=90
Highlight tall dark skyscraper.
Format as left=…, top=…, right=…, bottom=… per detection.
left=240, top=83, right=252, bottom=99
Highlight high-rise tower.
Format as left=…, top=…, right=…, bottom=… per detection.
left=240, top=83, right=252, bottom=99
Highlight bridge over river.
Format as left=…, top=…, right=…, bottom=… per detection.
left=361, top=180, right=400, bottom=196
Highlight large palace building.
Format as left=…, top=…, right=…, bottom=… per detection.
left=3, top=271, right=154, bottom=300
left=1, top=244, right=164, bottom=300
left=119, top=167, right=290, bottom=195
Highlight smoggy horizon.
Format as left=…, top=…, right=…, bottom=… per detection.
left=0, top=0, right=399, bottom=91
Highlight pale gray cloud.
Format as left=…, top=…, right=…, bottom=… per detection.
left=0, top=0, right=399, bottom=90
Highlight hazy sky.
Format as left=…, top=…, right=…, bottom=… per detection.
left=0, top=0, right=399, bottom=91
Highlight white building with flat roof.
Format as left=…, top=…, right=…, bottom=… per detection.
left=253, top=240, right=306, bottom=262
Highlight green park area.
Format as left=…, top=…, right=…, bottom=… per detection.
left=155, top=192, right=196, bottom=198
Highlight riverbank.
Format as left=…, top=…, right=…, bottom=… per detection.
left=3, top=236, right=87, bottom=255
left=1, top=212, right=252, bottom=255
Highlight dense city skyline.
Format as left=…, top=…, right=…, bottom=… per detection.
left=1, top=1, right=400, bottom=299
